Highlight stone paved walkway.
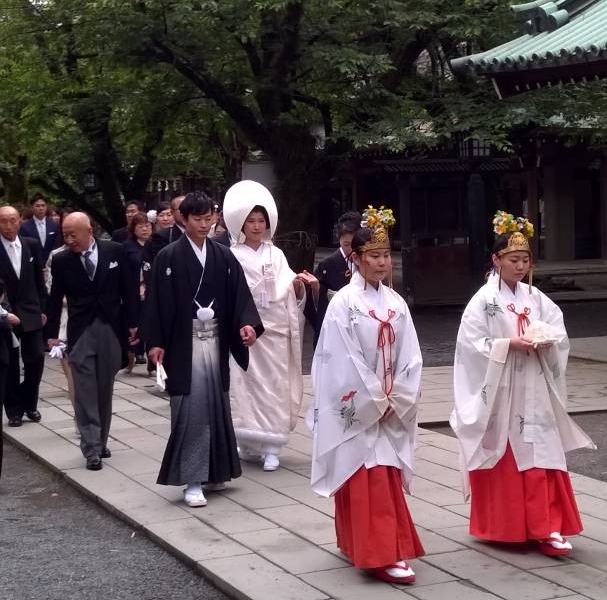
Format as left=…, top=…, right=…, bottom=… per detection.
left=4, top=341, right=607, bottom=600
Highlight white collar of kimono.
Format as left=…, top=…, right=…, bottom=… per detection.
left=351, top=270, right=383, bottom=293
left=223, top=180, right=279, bottom=245
left=185, top=234, right=207, bottom=268
left=488, top=270, right=530, bottom=298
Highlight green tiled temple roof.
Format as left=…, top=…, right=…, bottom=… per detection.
left=451, top=0, right=607, bottom=96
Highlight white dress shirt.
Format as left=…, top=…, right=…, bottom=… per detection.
left=1, top=236, right=22, bottom=278
left=34, top=216, right=47, bottom=246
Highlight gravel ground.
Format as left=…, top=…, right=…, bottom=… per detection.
left=0, top=443, right=228, bottom=600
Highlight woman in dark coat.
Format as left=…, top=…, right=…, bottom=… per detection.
left=122, top=212, right=153, bottom=371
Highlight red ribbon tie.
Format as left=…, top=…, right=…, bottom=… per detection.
left=369, top=309, right=396, bottom=396
left=507, top=304, right=531, bottom=336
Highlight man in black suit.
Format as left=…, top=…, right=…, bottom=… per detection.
left=0, top=206, right=48, bottom=427
left=111, top=200, right=145, bottom=243
left=312, top=211, right=361, bottom=345
left=18, top=194, right=63, bottom=263
left=0, top=280, right=21, bottom=478
left=47, top=213, right=138, bottom=470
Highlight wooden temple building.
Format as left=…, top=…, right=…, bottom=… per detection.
left=334, top=0, right=607, bottom=305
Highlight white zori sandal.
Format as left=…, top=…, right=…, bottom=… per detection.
left=539, top=532, right=573, bottom=556
left=373, top=560, right=416, bottom=584
left=183, top=484, right=207, bottom=507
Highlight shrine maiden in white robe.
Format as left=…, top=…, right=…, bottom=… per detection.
left=450, top=273, right=594, bottom=494
left=309, top=272, right=422, bottom=498
left=229, top=241, right=305, bottom=451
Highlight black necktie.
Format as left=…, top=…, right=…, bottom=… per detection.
left=83, top=250, right=95, bottom=280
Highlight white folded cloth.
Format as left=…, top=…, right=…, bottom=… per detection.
left=526, top=320, right=560, bottom=346
left=156, top=363, right=168, bottom=390
left=49, top=342, right=67, bottom=359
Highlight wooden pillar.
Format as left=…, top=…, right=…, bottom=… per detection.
left=543, top=163, right=559, bottom=260
left=526, top=167, right=540, bottom=258
left=351, top=169, right=360, bottom=212
left=544, top=160, right=575, bottom=260
left=601, top=152, right=607, bottom=259
left=397, top=174, right=414, bottom=305
left=468, top=171, right=486, bottom=292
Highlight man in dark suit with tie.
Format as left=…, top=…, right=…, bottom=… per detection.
left=18, top=194, right=62, bottom=263
left=0, top=206, right=48, bottom=427
left=47, top=212, right=138, bottom=470
left=111, top=200, right=145, bottom=243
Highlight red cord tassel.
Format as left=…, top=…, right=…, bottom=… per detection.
left=507, top=304, right=531, bottom=336
left=369, top=309, right=396, bottom=396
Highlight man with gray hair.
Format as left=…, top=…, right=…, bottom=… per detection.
left=47, top=212, right=138, bottom=470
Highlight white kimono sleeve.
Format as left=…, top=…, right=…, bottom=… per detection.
left=310, top=297, right=390, bottom=496
left=450, top=291, right=511, bottom=472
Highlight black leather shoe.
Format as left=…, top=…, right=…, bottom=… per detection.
left=100, top=447, right=111, bottom=459
left=86, top=456, right=103, bottom=471
left=25, top=410, right=42, bottom=422
left=8, top=416, right=23, bottom=427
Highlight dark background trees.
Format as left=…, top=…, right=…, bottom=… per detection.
left=2, top=0, right=606, bottom=233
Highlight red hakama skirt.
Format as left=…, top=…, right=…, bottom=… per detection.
left=469, top=443, right=583, bottom=542
left=334, top=465, right=425, bottom=568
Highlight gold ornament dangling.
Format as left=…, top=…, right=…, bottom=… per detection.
left=528, top=266, right=533, bottom=294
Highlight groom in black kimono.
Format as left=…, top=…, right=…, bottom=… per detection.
left=143, top=191, right=263, bottom=507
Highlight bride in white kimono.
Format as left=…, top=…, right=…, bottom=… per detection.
left=309, top=222, right=424, bottom=584
left=223, top=180, right=316, bottom=472
left=451, top=226, right=595, bottom=557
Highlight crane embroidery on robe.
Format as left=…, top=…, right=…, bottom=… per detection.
left=551, top=362, right=561, bottom=380
left=316, top=350, right=332, bottom=364
left=485, top=300, right=502, bottom=317
left=348, top=305, right=365, bottom=322
left=336, top=390, right=360, bottom=432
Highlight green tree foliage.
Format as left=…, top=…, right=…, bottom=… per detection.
left=0, top=0, right=227, bottom=228
left=2, top=0, right=606, bottom=232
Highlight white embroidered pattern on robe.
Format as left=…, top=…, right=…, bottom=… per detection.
left=348, top=305, right=365, bottom=322
left=485, top=299, right=502, bottom=317
left=316, top=350, right=332, bottom=364
left=335, top=389, right=360, bottom=432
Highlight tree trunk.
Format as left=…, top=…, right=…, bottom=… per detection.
left=265, top=124, right=329, bottom=271
left=72, top=95, right=127, bottom=229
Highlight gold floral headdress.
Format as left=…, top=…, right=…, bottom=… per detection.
left=492, top=210, right=534, bottom=257
left=361, top=205, right=395, bottom=252
left=492, top=210, right=535, bottom=292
